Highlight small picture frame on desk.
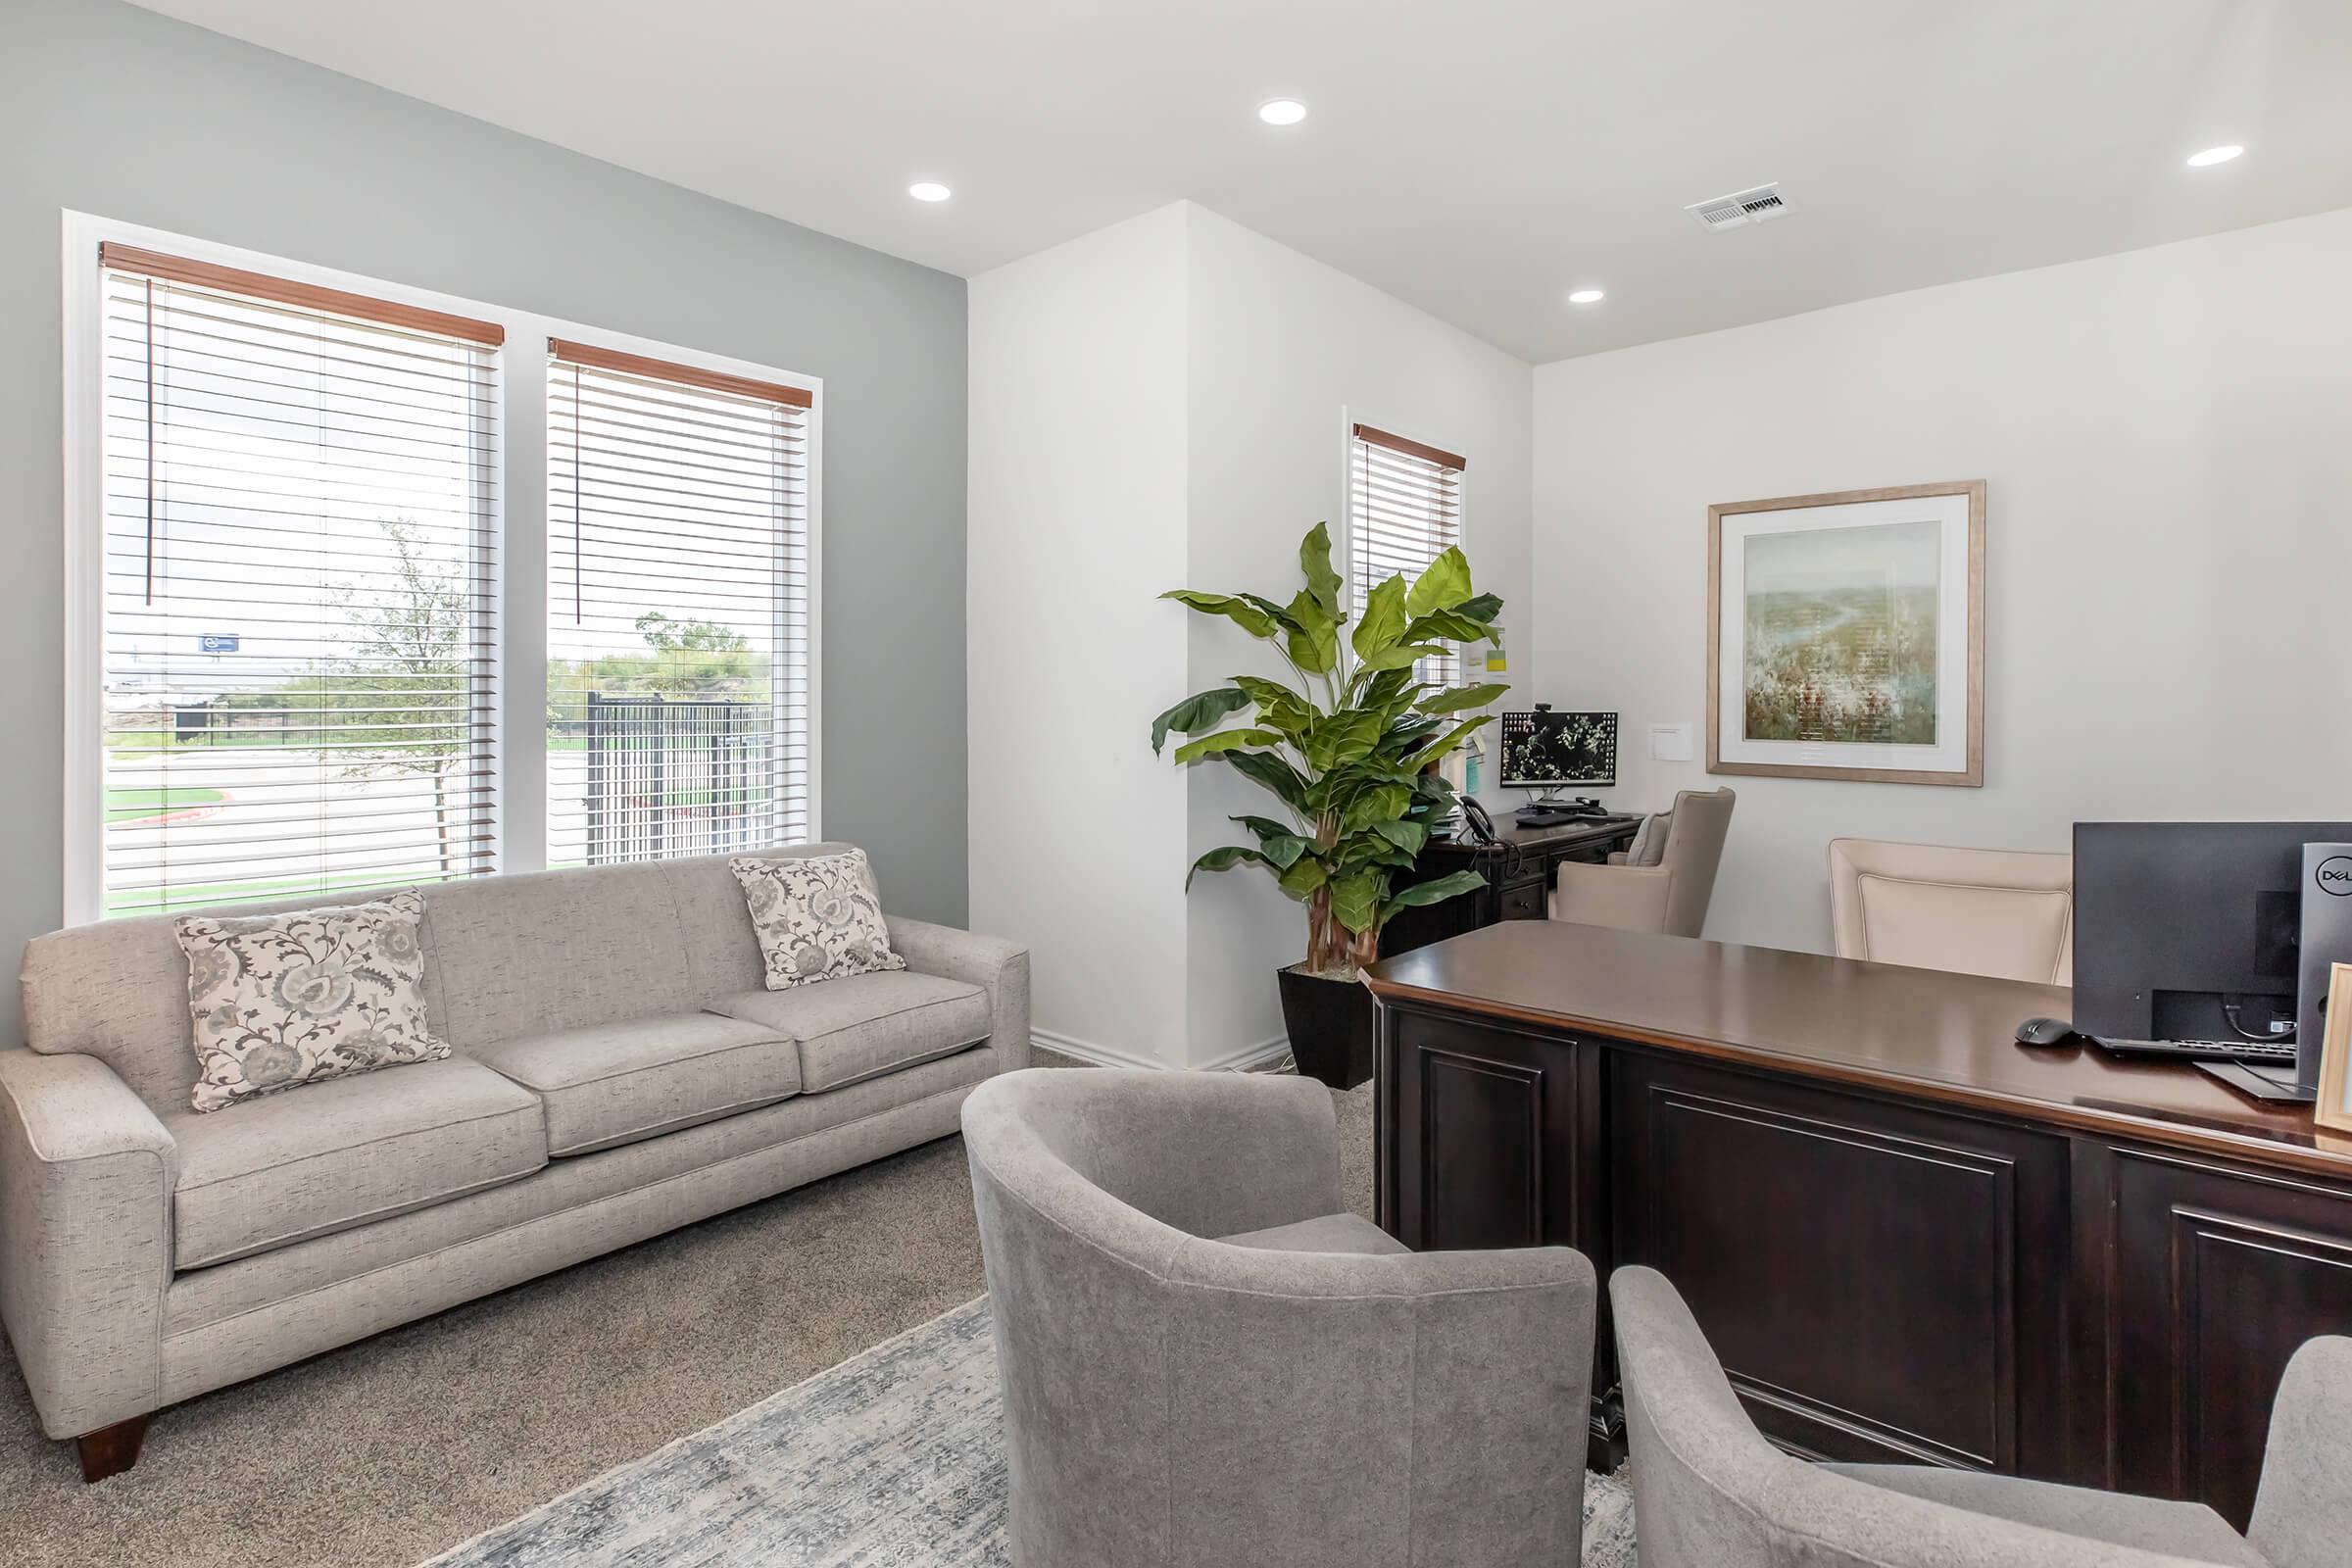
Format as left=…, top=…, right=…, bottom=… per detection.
left=2316, top=963, right=2352, bottom=1135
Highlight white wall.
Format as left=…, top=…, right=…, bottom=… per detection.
left=967, top=205, right=1194, bottom=1065
left=1181, top=207, right=1534, bottom=1066
left=969, top=202, right=1535, bottom=1067
left=1532, top=206, right=2352, bottom=955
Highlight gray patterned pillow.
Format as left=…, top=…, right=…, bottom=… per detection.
left=731, top=850, right=906, bottom=991
left=176, top=890, right=450, bottom=1112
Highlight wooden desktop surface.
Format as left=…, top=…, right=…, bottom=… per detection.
left=1365, top=920, right=2350, bottom=1178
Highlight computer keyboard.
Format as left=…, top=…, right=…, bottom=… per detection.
left=2092, top=1035, right=2298, bottom=1065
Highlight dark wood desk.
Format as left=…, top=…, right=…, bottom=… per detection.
left=1366, top=922, right=2352, bottom=1528
left=1381, top=813, right=1642, bottom=956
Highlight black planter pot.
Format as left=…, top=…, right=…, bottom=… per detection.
left=1275, top=964, right=1378, bottom=1091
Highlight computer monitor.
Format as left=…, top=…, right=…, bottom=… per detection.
left=2074, top=821, right=2352, bottom=1095
left=1499, top=709, right=1617, bottom=790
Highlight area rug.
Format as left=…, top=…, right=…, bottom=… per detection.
left=422, top=1297, right=1639, bottom=1566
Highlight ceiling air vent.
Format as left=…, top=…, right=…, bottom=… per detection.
left=1687, top=182, right=1789, bottom=229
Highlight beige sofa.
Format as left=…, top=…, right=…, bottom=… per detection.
left=0, top=844, right=1027, bottom=1480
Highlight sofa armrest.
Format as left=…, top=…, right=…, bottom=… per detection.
left=886, top=915, right=1031, bottom=1074
left=0, top=1048, right=175, bottom=1438
left=1549, top=859, right=1672, bottom=934
left=2250, top=1335, right=2352, bottom=1568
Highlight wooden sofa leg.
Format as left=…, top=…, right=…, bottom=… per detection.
left=75, top=1415, right=150, bottom=1483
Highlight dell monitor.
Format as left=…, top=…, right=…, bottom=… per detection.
left=2073, top=821, right=2352, bottom=1102
left=1500, top=708, right=1618, bottom=791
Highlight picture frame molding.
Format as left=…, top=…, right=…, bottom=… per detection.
left=1705, top=479, right=1986, bottom=787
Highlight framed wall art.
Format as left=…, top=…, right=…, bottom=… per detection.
left=1707, top=480, right=1984, bottom=786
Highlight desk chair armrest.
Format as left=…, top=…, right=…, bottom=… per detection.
left=2250, top=1335, right=2352, bottom=1568
left=0, top=1048, right=175, bottom=1438
left=1549, top=859, right=1672, bottom=934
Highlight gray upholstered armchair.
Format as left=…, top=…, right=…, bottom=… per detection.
left=962, top=1068, right=1596, bottom=1568
left=1613, top=1264, right=2352, bottom=1567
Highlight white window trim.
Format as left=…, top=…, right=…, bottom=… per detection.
left=1337, top=404, right=1471, bottom=643
left=59, top=210, right=824, bottom=925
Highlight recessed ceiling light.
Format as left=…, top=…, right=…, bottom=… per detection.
left=1257, top=99, right=1308, bottom=126
left=908, top=181, right=953, bottom=202
left=2185, top=145, right=2244, bottom=168
left=1568, top=288, right=1605, bottom=305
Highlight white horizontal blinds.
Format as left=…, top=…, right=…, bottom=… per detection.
left=1349, top=423, right=1466, bottom=687
left=97, top=245, right=501, bottom=920
left=546, top=340, right=812, bottom=869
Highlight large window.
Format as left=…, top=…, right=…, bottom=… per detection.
left=67, top=222, right=823, bottom=923
left=1348, top=421, right=1466, bottom=686
left=546, top=341, right=813, bottom=866
left=93, top=245, right=500, bottom=918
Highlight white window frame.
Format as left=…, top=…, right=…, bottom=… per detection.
left=1338, top=407, right=1471, bottom=675
left=59, top=211, right=823, bottom=925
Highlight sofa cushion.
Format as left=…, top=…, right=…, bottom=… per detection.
left=709, top=972, right=991, bottom=1093
left=470, top=1013, right=802, bottom=1156
left=176, top=890, right=450, bottom=1112
left=730, top=850, right=906, bottom=991
left=1217, top=1212, right=1409, bottom=1255
left=168, top=1056, right=546, bottom=1270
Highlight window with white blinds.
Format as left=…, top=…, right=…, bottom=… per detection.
left=1348, top=422, right=1466, bottom=686
left=95, top=245, right=501, bottom=919
left=546, top=340, right=813, bottom=868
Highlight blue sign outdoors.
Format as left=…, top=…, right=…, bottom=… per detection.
left=199, top=634, right=240, bottom=654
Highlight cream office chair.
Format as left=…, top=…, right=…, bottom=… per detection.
left=1549, top=788, right=1736, bottom=939
left=1828, top=838, right=2073, bottom=985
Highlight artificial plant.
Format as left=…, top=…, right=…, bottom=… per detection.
left=1151, top=523, right=1507, bottom=979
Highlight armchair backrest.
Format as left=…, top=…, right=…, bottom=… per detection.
left=1828, top=838, right=2073, bottom=986
left=1611, top=1267, right=2219, bottom=1568
left=1657, top=788, right=1737, bottom=939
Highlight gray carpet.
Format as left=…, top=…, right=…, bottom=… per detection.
left=0, top=1057, right=1374, bottom=1568
left=421, top=1296, right=1639, bottom=1568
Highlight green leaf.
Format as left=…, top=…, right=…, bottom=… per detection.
left=1304, top=709, right=1383, bottom=770
left=1278, top=856, right=1329, bottom=898
left=1401, top=608, right=1491, bottom=645
left=1299, top=523, right=1344, bottom=620
left=1357, top=643, right=1447, bottom=672
left=1285, top=590, right=1339, bottom=673
left=1170, top=728, right=1284, bottom=765
left=1149, top=687, right=1250, bottom=755
left=1404, top=546, right=1474, bottom=617
left=1186, top=846, right=1269, bottom=888
left=1340, top=781, right=1413, bottom=832
left=1382, top=869, right=1488, bottom=916
left=1227, top=749, right=1310, bottom=810
left=1414, top=682, right=1508, bottom=715
left=1406, top=713, right=1494, bottom=770
left=1161, top=591, right=1277, bottom=640
left=1372, top=819, right=1430, bottom=857
left=1231, top=814, right=1313, bottom=868
left=1350, top=575, right=1408, bottom=661
left=1454, top=592, right=1503, bottom=624
left=1330, top=870, right=1384, bottom=937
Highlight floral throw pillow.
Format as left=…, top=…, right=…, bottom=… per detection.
left=731, top=850, right=906, bottom=991
left=176, top=891, right=451, bottom=1113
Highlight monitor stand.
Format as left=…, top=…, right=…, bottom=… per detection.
left=2198, top=1059, right=2318, bottom=1105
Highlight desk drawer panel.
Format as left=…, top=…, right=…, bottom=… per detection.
left=1610, top=1053, right=2068, bottom=1475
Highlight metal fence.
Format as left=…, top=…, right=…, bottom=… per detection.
left=584, top=693, right=774, bottom=865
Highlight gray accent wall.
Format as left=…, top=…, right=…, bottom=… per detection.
left=0, top=0, right=969, bottom=1040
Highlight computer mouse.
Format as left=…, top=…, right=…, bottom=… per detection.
left=2014, top=1016, right=2077, bottom=1048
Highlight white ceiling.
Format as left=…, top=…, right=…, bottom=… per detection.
left=135, top=0, right=2352, bottom=364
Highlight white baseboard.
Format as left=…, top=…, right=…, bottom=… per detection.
left=1031, top=1028, right=1292, bottom=1074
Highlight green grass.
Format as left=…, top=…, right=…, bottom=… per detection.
left=106, top=786, right=223, bottom=823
